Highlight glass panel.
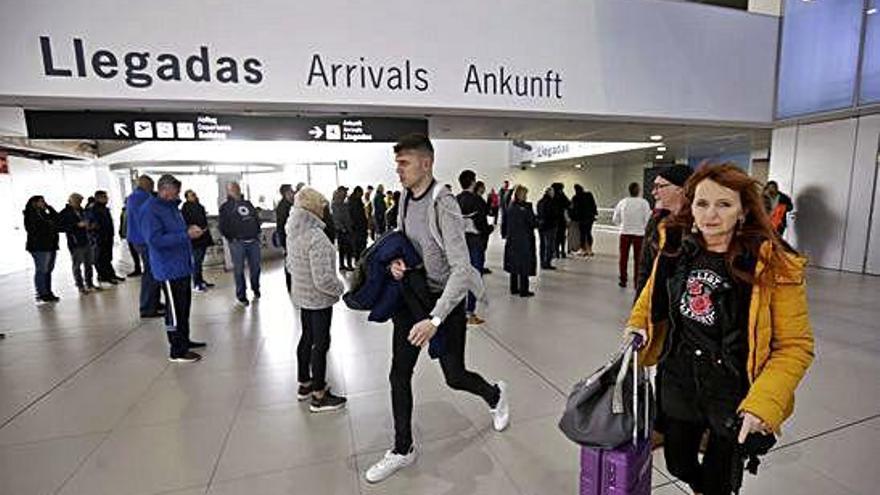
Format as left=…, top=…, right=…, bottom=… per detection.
left=860, top=6, right=880, bottom=104
left=777, top=0, right=863, bottom=119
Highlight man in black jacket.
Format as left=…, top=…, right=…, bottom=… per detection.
left=456, top=170, right=493, bottom=325
left=89, top=190, right=124, bottom=285
left=536, top=188, right=558, bottom=270
left=219, top=182, right=262, bottom=307
left=59, top=193, right=99, bottom=293
left=551, top=183, right=570, bottom=259
left=182, top=190, right=215, bottom=292
left=569, top=184, right=598, bottom=256
left=276, top=184, right=296, bottom=293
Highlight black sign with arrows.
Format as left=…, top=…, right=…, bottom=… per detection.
left=24, top=111, right=428, bottom=142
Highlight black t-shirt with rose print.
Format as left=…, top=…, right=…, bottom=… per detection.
left=678, top=251, right=731, bottom=347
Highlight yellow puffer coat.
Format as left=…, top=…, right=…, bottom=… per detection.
left=627, top=228, right=815, bottom=432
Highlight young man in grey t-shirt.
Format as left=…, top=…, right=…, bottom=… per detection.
left=364, top=134, right=510, bottom=484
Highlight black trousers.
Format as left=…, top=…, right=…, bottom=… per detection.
left=509, top=273, right=530, bottom=295
left=660, top=346, right=744, bottom=495
left=95, top=240, right=117, bottom=280
left=555, top=223, right=567, bottom=257
left=579, top=220, right=594, bottom=248
left=297, top=307, right=333, bottom=390
left=337, top=231, right=354, bottom=268
left=161, top=276, right=192, bottom=358
left=128, top=241, right=142, bottom=272
left=390, top=299, right=499, bottom=454
left=539, top=228, right=556, bottom=267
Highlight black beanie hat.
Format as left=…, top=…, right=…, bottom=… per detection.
left=657, top=165, right=693, bottom=187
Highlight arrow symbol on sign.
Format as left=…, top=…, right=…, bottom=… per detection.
left=308, top=126, right=324, bottom=139
left=113, top=123, right=129, bottom=137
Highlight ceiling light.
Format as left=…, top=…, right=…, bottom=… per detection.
left=655, top=155, right=664, bottom=160
left=530, top=164, right=537, bottom=168
left=657, top=146, right=667, bottom=152
left=650, top=135, right=663, bottom=141
left=868, top=8, right=878, bottom=15
left=574, top=163, right=583, bottom=169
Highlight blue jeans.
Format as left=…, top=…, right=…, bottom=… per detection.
left=192, top=246, right=207, bottom=287
left=135, top=244, right=162, bottom=315
left=466, top=243, right=485, bottom=315
left=30, top=251, right=56, bottom=298
left=229, top=239, right=261, bottom=301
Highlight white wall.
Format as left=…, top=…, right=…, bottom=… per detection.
left=769, top=115, right=880, bottom=274
left=506, top=161, right=647, bottom=209
left=0, top=0, right=777, bottom=123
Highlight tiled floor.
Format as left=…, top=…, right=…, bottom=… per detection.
left=1, top=239, right=878, bottom=495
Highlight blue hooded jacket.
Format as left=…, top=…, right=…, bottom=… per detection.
left=126, top=187, right=152, bottom=245
left=140, top=196, right=193, bottom=281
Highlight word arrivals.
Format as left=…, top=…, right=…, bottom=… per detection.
left=464, top=64, right=563, bottom=99
left=306, top=54, right=429, bottom=92
left=40, top=37, right=263, bottom=89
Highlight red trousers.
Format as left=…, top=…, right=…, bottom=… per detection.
left=619, top=234, right=644, bottom=286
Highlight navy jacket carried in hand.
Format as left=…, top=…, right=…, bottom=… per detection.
left=140, top=196, right=193, bottom=282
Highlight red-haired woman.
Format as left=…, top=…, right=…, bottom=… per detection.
left=627, top=163, right=814, bottom=494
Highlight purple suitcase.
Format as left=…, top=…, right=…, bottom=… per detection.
left=579, top=337, right=653, bottom=495
left=580, top=438, right=652, bottom=495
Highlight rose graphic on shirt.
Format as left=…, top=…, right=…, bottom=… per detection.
left=679, top=269, right=722, bottom=326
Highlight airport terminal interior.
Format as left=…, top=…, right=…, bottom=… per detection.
left=1, top=1, right=880, bottom=494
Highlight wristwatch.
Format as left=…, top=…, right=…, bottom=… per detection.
left=430, top=315, right=442, bottom=328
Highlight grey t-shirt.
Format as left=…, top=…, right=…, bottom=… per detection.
left=404, top=189, right=451, bottom=293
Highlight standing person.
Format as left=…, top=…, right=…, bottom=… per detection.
left=638, top=165, right=694, bottom=296
left=386, top=190, right=401, bottom=231
left=331, top=187, right=354, bottom=271
left=570, top=184, right=598, bottom=256
left=499, top=180, right=512, bottom=237
left=219, top=182, right=262, bottom=308
left=475, top=181, right=492, bottom=275
left=504, top=185, right=537, bottom=297
left=181, top=190, right=215, bottom=293
left=613, top=182, right=652, bottom=288
left=488, top=188, right=501, bottom=224
left=286, top=187, right=347, bottom=412
left=347, top=186, right=368, bottom=260
left=119, top=206, right=142, bottom=276
left=59, top=193, right=99, bottom=294
left=456, top=170, right=493, bottom=325
left=23, top=195, right=60, bottom=303
left=90, top=190, right=124, bottom=285
left=365, top=185, right=375, bottom=241
left=373, top=184, right=388, bottom=237
left=536, top=188, right=558, bottom=270
left=127, top=176, right=164, bottom=318
left=551, top=183, right=570, bottom=259
left=763, top=181, right=794, bottom=237
left=364, top=135, right=509, bottom=484
left=141, top=174, right=207, bottom=363
left=276, top=184, right=296, bottom=293
left=637, top=164, right=694, bottom=451
left=626, top=163, right=814, bottom=495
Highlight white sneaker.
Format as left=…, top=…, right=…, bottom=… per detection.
left=193, top=285, right=207, bottom=293
left=491, top=381, right=510, bottom=432
left=365, top=448, right=417, bottom=484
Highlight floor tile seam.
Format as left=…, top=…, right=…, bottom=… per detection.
left=50, top=428, right=114, bottom=495
left=206, top=456, right=360, bottom=488
left=335, top=344, right=367, bottom=495
left=203, top=335, right=269, bottom=493
left=772, top=412, right=880, bottom=452
left=0, top=429, right=110, bottom=449
left=476, top=326, right=567, bottom=397
left=0, top=319, right=150, bottom=431
left=465, top=427, right=528, bottom=495
left=146, top=482, right=210, bottom=495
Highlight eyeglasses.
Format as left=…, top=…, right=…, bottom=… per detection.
left=652, top=183, right=673, bottom=191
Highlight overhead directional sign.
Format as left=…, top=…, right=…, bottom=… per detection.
left=24, top=110, right=428, bottom=142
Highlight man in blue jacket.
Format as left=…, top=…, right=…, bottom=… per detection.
left=140, top=174, right=207, bottom=363
left=127, top=175, right=163, bottom=318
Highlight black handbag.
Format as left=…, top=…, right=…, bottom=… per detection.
left=558, top=333, right=654, bottom=448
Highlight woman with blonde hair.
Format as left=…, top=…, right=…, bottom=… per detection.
left=627, top=163, right=814, bottom=494
left=286, top=187, right=347, bottom=412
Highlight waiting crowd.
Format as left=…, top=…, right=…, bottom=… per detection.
left=20, top=134, right=812, bottom=493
